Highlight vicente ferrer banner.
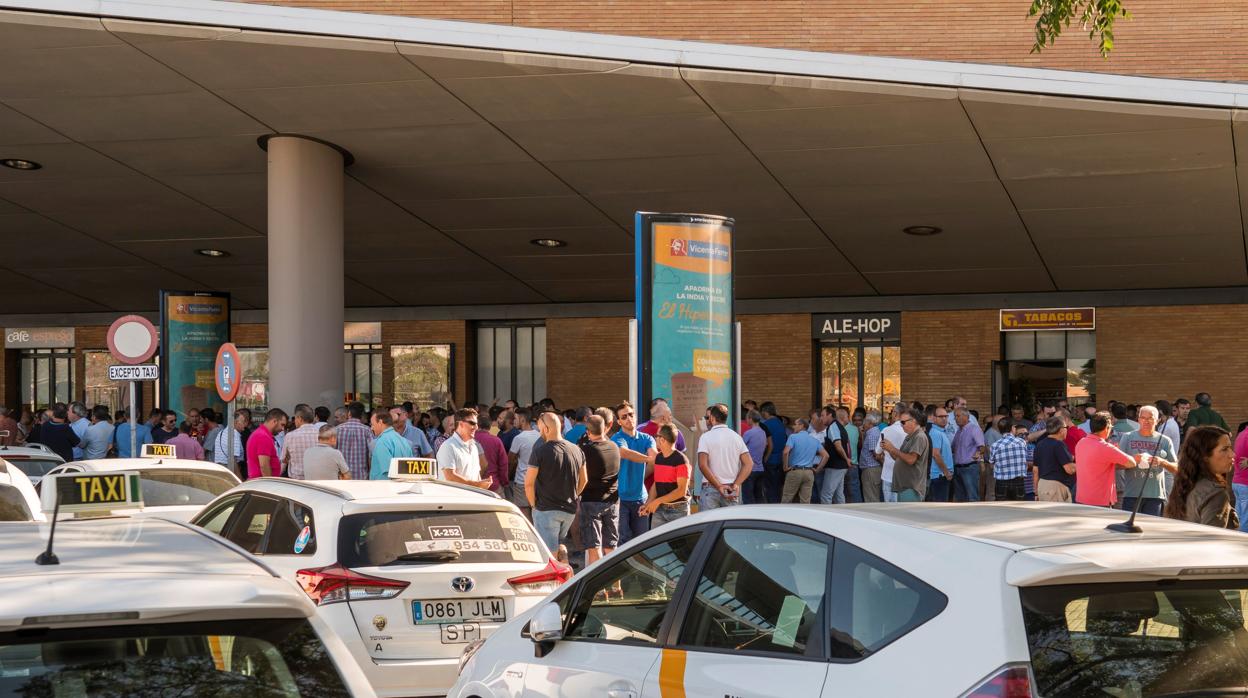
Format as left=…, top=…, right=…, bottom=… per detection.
left=636, top=212, right=735, bottom=429
left=160, top=290, right=230, bottom=422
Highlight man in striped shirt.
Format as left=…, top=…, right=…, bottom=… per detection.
left=334, top=401, right=374, bottom=481
left=989, top=421, right=1031, bottom=501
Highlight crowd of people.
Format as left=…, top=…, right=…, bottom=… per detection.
left=2, top=389, right=1244, bottom=566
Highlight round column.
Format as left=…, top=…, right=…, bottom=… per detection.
left=266, top=136, right=345, bottom=410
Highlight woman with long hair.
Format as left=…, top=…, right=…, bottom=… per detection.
left=1164, top=425, right=1239, bottom=528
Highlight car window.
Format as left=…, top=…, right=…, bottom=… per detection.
left=0, top=485, right=32, bottom=522
left=338, top=509, right=540, bottom=567
left=565, top=532, right=701, bottom=645
left=679, top=527, right=828, bottom=657
left=827, top=539, right=946, bottom=659
left=223, top=495, right=279, bottom=554
left=1021, top=581, right=1248, bottom=697
left=139, top=469, right=237, bottom=507
left=5, top=458, right=62, bottom=479
left=0, top=617, right=351, bottom=696
left=264, top=499, right=317, bottom=556
left=193, top=495, right=244, bottom=536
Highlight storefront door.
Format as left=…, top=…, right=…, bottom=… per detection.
left=819, top=343, right=900, bottom=412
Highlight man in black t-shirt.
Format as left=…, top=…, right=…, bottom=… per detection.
left=820, top=405, right=852, bottom=504
left=38, top=403, right=79, bottom=463
left=1034, top=416, right=1076, bottom=502
left=527, top=412, right=587, bottom=555
left=578, top=415, right=620, bottom=566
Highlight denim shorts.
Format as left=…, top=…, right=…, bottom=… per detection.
left=578, top=500, right=620, bottom=548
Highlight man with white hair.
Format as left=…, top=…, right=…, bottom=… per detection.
left=639, top=398, right=685, bottom=452
left=1116, top=404, right=1178, bottom=517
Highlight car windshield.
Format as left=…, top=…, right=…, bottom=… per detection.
left=6, top=458, right=62, bottom=479
left=1021, top=580, right=1248, bottom=697
left=139, top=469, right=236, bottom=508
left=338, top=509, right=544, bottom=567
left=0, top=617, right=351, bottom=697
left=0, top=485, right=32, bottom=522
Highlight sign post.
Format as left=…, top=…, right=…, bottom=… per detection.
left=215, top=343, right=243, bottom=477
left=106, top=315, right=159, bottom=458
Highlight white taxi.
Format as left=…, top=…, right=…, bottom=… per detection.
left=189, top=461, right=570, bottom=698
left=0, top=459, right=41, bottom=522
left=0, top=443, right=64, bottom=487
left=451, top=502, right=1248, bottom=698
left=0, top=494, right=375, bottom=695
left=42, top=447, right=239, bottom=522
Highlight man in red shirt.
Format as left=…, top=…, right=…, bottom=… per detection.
left=1074, top=411, right=1137, bottom=507
left=246, top=408, right=288, bottom=479
left=1060, top=409, right=1088, bottom=454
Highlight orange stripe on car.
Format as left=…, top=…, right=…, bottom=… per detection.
left=658, top=648, right=688, bottom=698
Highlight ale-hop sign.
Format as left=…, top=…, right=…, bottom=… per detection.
left=1000, top=308, right=1095, bottom=331
left=812, top=313, right=901, bottom=341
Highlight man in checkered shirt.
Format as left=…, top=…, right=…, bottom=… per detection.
left=989, top=421, right=1031, bottom=501
left=280, top=405, right=321, bottom=480
left=334, top=401, right=374, bottom=481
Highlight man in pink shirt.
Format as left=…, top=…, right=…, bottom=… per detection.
left=166, top=422, right=206, bottom=461
left=474, top=411, right=510, bottom=495
left=1231, top=427, right=1248, bottom=532
left=1075, top=411, right=1138, bottom=507
left=246, top=408, right=288, bottom=479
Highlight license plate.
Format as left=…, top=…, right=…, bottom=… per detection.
left=440, top=623, right=481, bottom=644
left=412, top=598, right=506, bottom=625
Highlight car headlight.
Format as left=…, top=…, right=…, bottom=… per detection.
left=458, top=638, right=486, bottom=676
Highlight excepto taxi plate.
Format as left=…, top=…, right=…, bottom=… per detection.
left=412, top=598, right=505, bottom=625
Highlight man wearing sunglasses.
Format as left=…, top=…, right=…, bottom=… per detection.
left=437, top=408, right=493, bottom=490
left=879, top=408, right=931, bottom=503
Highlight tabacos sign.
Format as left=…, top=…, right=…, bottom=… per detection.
left=1000, top=308, right=1095, bottom=331
left=812, top=313, right=901, bottom=341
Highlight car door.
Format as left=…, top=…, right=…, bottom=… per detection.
left=524, top=527, right=707, bottom=698
left=646, top=523, right=831, bottom=697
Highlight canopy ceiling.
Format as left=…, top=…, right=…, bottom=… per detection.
left=0, top=1, right=1246, bottom=312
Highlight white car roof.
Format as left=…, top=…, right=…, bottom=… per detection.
left=0, top=460, right=44, bottom=522
left=0, top=517, right=311, bottom=631
left=238, top=477, right=514, bottom=508
left=689, top=503, right=1248, bottom=586
left=0, top=444, right=64, bottom=461
left=68, top=458, right=240, bottom=477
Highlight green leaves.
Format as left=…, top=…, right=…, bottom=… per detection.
left=1028, top=0, right=1131, bottom=57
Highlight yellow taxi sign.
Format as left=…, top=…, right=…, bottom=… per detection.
left=41, top=470, right=143, bottom=514
left=389, top=457, right=437, bottom=481
left=141, top=443, right=176, bottom=459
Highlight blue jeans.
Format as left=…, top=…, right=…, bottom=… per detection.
left=953, top=464, right=980, bottom=502
left=882, top=479, right=897, bottom=503
left=1234, top=483, right=1248, bottom=532
left=812, top=469, right=826, bottom=504
left=927, top=476, right=952, bottom=502
left=700, top=484, right=740, bottom=510
left=1121, top=497, right=1164, bottom=517
left=532, top=509, right=575, bottom=553
left=846, top=465, right=863, bottom=503
left=618, top=500, right=650, bottom=544
left=764, top=463, right=785, bottom=503
left=651, top=500, right=690, bottom=527
left=742, top=471, right=767, bottom=504
left=820, top=468, right=848, bottom=504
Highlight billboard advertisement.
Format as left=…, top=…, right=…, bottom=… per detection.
left=636, top=212, right=735, bottom=430
left=159, top=290, right=230, bottom=422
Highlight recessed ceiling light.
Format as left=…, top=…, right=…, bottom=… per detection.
left=530, top=238, right=567, bottom=248
left=903, top=225, right=943, bottom=237
left=195, top=248, right=230, bottom=258
left=1, top=158, right=41, bottom=171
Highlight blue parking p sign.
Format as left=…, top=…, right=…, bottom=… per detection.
left=215, top=342, right=241, bottom=402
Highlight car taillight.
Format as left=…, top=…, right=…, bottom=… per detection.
left=507, top=558, right=574, bottom=595
left=962, top=665, right=1034, bottom=698
left=295, top=564, right=410, bottom=606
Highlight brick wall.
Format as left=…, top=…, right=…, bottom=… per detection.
left=1098, top=305, right=1248, bottom=428
left=240, top=0, right=1248, bottom=81
left=740, top=313, right=811, bottom=419
left=900, top=310, right=998, bottom=413
left=545, top=317, right=629, bottom=408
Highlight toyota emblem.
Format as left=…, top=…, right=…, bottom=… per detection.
left=451, top=576, right=475, bottom=593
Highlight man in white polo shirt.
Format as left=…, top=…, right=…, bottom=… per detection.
left=696, top=403, right=752, bottom=510
left=436, top=408, right=493, bottom=490
left=878, top=404, right=907, bottom=503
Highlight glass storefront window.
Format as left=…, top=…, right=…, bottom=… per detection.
left=1067, top=331, right=1096, bottom=359
left=392, top=345, right=453, bottom=411
left=84, top=351, right=126, bottom=411
left=344, top=344, right=382, bottom=408
left=1066, top=358, right=1096, bottom=405
left=239, top=348, right=269, bottom=413
left=820, top=343, right=900, bottom=413
left=476, top=324, right=545, bottom=405
left=1004, top=331, right=1036, bottom=360
left=18, top=349, right=74, bottom=411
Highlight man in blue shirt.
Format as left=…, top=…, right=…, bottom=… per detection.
left=113, top=409, right=153, bottom=458
left=926, top=408, right=955, bottom=502
left=611, top=401, right=656, bottom=545
left=564, top=406, right=591, bottom=445
left=369, top=410, right=414, bottom=480
left=759, top=402, right=788, bottom=503
left=69, top=402, right=89, bottom=460
left=781, top=418, right=828, bottom=503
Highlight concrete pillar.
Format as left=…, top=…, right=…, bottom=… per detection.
left=267, top=136, right=345, bottom=410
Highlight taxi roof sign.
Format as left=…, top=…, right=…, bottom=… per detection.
left=389, top=457, right=437, bottom=481
left=142, top=443, right=177, bottom=459
left=41, top=470, right=143, bottom=515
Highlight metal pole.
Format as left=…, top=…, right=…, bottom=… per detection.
left=129, top=381, right=137, bottom=458
left=226, top=400, right=236, bottom=476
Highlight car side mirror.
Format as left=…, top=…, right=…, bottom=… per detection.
left=530, top=602, right=563, bottom=657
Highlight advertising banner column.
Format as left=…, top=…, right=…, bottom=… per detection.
left=635, top=212, right=736, bottom=431
left=159, top=291, right=230, bottom=422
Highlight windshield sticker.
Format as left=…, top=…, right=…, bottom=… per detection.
left=293, top=525, right=311, bottom=553
left=405, top=539, right=511, bottom=554
left=509, top=539, right=543, bottom=562
left=429, top=525, right=464, bottom=540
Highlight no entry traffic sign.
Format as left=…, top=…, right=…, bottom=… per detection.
left=106, top=315, right=158, bottom=365
left=215, top=342, right=242, bottom=403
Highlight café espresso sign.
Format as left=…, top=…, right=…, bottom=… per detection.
left=812, top=313, right=901, bottom=341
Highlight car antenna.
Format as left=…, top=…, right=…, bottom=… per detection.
left=1106, top=443, right=1163, bottom=534
left=35, top=495, right=62, bottom=566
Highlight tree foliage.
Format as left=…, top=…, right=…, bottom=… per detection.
left=1029, top=0, right=1131, bottom=57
